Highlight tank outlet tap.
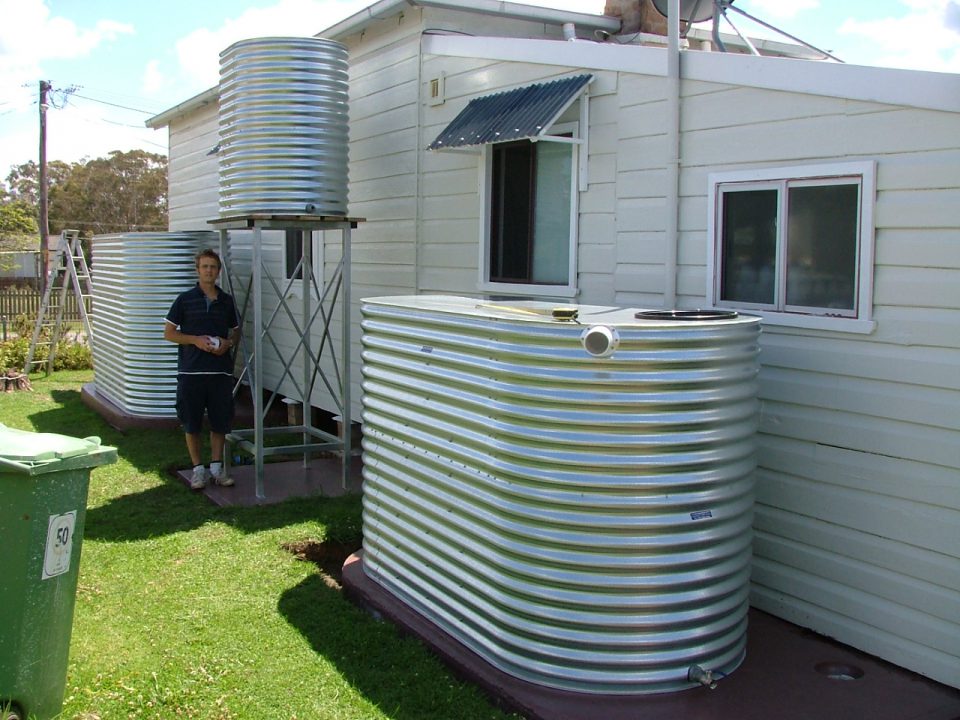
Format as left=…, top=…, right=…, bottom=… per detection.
left=687, top=664, right=718, bottom=689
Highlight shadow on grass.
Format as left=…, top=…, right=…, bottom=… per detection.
left=83, top=484, right=363, bottom=543
left=30, top=388, right=185, bottom=476
left=21, top=384, right=365, bottom=547
left=277, top=574, right=515, bottom=720
left=32, top=388, right=127, bottom=441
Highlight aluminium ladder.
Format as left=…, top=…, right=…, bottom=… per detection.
left=25, top=229, right=94, bottom=375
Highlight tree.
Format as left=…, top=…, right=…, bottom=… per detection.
left=53, top=150, right=168, bottom=235
left=0, top=201, right=38, bottom=239
left=1, top=150, right=168, bottom=238
left=0, top=200, right=39, bottom=272
left=4, top=160, right=72, bottom=207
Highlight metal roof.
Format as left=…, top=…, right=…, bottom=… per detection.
left=427, top=74, right=593, bottom=151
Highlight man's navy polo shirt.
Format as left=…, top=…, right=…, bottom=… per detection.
left=166, top=284, right=239, bottom=375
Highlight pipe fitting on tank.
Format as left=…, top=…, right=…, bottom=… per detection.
left=687, top=664, right=718, bottom=690
left=580, top=325, right=620, bottom=358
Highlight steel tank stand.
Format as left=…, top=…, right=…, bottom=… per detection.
left=210, top=214, right=361, bottom=501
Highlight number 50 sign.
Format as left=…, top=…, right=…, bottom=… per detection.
left=43, top=512, right=77, bottom=580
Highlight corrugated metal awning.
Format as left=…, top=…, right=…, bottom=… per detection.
left=428, top=74, right=593, bottom=150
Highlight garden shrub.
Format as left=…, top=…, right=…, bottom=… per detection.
left=54, top=339, right=93, bottom=370
left=0, top=335, right=93, bottom=372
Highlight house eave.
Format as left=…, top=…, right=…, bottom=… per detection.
left=423, top=35, right=960, bottom=114
left=321, top=0, right=621, bottom=41
left=145, top=87, right=220, bottom=130
left=145, top=1, right=620, bottom=130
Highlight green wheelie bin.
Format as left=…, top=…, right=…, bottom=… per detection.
left=0, top=424, right=117, bottom=720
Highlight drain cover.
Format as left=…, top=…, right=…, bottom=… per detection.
left=815, top=662, right=865, bottom=681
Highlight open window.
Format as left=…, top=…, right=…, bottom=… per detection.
left=707, top=162, right=876, bottom=333
left=429, top=74, right=591, bottom=299
left=484, top=128, right=577, bottom=292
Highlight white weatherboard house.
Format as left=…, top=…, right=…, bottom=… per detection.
left=147, top=0, right=960, bottom=690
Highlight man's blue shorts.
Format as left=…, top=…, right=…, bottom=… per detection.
left=176, top=374, right=234, bottom=434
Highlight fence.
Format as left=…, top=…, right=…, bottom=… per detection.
left=0, top=285, right=90, bottom=339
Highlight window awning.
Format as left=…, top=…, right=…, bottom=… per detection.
left=428, top=74, right=593, bottom=151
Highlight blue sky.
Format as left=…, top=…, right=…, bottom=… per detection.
left=1, top=0, right=957, bottom=178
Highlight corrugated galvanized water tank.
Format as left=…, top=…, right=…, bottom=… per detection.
left=218, top=36, right=349, bottom=217
left=91, top=232, right=217, bottom=417
left=360, top=296, right=762, bottom=695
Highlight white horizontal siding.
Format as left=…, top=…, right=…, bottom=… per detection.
left=606, top=72, right=960, bottom=688
left=167, top=102, right=220, bottom=231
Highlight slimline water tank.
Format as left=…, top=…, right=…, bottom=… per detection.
left=218, top=36, right=350, bottom=217
left=91, top=232, right=217, bottom=417
left=359, top=295, right=762, bottom=695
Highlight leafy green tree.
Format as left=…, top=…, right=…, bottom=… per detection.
left=53, top=150, right=167, bottom=235
left=0, top=201, right=37, bottom=239
left=0, top=201, right=39, bottom=272
left=4, top=160, right=72, bottom=207
left=1, top=150, right=168, bottom=239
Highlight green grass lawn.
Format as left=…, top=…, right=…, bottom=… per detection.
left=3, top=371, right=518, bottom=720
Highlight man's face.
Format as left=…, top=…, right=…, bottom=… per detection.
left=197, top=257, right=220, bottom=283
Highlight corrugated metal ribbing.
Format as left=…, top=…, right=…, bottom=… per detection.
left=218, top=37, right=349, bottom=217
left=360, top=296, right=762, bottom=694
left=428, top=74, right=592, bottom=150
left=91, top=232, right=215, bottom=417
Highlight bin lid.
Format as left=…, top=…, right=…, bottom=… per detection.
left=0, top=423, right=118, bottom=475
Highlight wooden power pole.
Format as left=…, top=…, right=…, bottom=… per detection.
left=39, top=80, right=51, bottom=292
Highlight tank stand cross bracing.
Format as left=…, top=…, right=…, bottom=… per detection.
left=209, top=214, right=362, bottom=501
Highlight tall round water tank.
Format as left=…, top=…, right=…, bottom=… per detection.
left=91, top=232, right=217, bottom=417
left=360, top=296, right=762, bottom=695
left=218, top=36, right=349, bottom=217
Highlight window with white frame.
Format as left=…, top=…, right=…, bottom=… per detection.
left=707, top=162, right=876, bottom=330
left=481, top=123, right=579, bottom=297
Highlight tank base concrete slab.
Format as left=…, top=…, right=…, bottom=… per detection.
left=342, top=551, right=960, bottom=720
left=174, top=454, right=363, bottom=506
left=81, top=383, right=181, bottom=431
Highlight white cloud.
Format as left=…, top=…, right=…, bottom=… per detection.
left=736, top=0, right=820, bottom=21
left=161, top=0, right=609, bottom=99
left=838, top=0, right=960, bottom=73
left=0, top=0, right=137, bottom=173
left=945, top=0, right=960, bottom=30
left=168, top=0, right=372, bottom=97
left=0, top=1, right=132, bottom=61
left=46, top=102, right=167, bottom=165
left=142, top=60, right=165, bottom=97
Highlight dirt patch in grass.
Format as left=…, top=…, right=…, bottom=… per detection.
left=282, top=538, right=361, bottom=590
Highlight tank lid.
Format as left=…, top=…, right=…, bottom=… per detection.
left=635, top=310, right=740, bottom=321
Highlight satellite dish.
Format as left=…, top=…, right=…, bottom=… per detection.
left=651, top=0, right=722, bottom=24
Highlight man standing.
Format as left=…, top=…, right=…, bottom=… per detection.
left=164, top=248, right=240, bottom=490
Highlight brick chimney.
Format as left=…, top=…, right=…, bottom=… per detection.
left=604, top=0, right=668, bottom=36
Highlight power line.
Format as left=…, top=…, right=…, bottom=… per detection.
left=71, top=92, right=156, bottom=115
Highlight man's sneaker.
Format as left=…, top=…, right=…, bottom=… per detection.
left=189, top=465, right=208, bottom=490
left=210, top=465, right=234, bottom=487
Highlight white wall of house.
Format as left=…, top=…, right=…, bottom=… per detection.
left=154, top=3, right=960, bottom=690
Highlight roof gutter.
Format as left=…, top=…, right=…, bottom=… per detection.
left=146, top=0, right=619, bottom=129
left=323, top=0, right=619, bottom=39
left=145, top=86, right=219, bottom=129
